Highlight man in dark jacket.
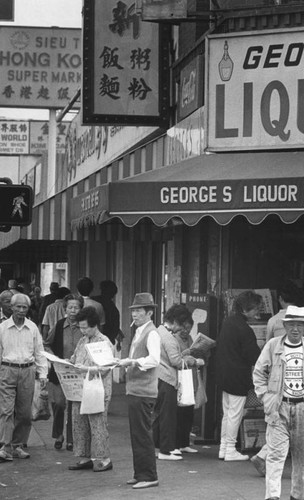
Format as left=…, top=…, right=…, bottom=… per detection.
left=216, top=290, right=261, bottom=461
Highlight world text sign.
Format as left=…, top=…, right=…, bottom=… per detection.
left=206, top=28, right=304, bottom=151
left=0, top=26, right=81, bottom=109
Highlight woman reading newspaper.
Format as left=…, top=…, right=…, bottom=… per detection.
left=68, top=306, right=117, bottom=472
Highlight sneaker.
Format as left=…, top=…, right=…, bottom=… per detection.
left=158, top=452, right=183, bottom=461
left=12, top=446, right=30, bottom=459
left=180, top=446, right=198, bottom=453
left=0, top=448, right=13, bottom=461
left=224, top=450, right=249, bottom=461
left=170, top=449, right=182, bottom=455
left=250, top=455, right=266, bottom=476
left=218, top=447, right=226, bottom=460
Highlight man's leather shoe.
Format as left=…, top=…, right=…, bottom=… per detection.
left=93, top=460, right=113, bottom=472
left=66, top=443, right=73, bottom=451
left=132, top=480, right=159, bottom=489
left=68, top=460, right=93, bottom=470
left=127, top=478, right=137, bottom=485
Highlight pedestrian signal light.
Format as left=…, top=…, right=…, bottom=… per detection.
left=0, top=184, right=33, bottom=226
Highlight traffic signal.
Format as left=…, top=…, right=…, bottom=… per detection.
left=0, top=184, right=33, bottom=226
left=0, top=0, right=14, bottom=21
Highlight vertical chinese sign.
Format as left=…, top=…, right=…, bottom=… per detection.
left=82, top=0, right=170, bottom=127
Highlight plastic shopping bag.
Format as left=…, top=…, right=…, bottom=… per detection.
left=32, top=379, right=51, bottom=421
left=80, top=371, right=105, bottom=414
left=194, top=369, right=208, bottom=409
left=177, top=361, right=195, bottom=407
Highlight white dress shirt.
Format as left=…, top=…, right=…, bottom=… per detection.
left=130, top=320, right=160, bottom=370
left=0, top=316, right=48, bottom=378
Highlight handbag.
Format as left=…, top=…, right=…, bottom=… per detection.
left=80, top=371, right=105, bottom=415
left=177, top=361, right=195, bottom=407
left=194, top=369, right=208, bottom=409
left=32, top=379, right=51, bottom=421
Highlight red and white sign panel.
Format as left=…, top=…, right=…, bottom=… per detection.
left=82, top=0, right=170, bottom=126
left=206, top=28, right=304, bottom=151
left=0, top=26, right=81, bottom=109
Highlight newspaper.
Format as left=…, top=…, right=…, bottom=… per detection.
left=42, top=351, right=84, bottom=401
left=85, top=341, right=119, bottom=367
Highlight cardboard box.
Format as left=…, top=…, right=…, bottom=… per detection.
left=240, top=417, right=266, bottom=451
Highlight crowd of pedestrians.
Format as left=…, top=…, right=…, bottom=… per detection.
left=0, top=276, right=303, bottom=499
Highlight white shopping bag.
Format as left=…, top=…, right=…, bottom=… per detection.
left=80, top=371, right=105, bottom=414
left=177, top=361, right=195, bottom=407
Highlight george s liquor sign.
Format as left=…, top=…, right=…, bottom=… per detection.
left=205, top=28, right=304, bottom=151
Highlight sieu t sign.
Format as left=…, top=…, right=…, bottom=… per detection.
left=0, top=184, right=33, bottom=227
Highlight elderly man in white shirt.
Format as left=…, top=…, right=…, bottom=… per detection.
left=118, top=293, right=160, bottom=490
left=0, top=293, right=48, bottom=461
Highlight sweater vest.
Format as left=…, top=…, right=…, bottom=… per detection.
left=126, top=322, right=159, bottom=398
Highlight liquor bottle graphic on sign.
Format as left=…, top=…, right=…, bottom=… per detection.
left=218, top=40, right=234, bottom=81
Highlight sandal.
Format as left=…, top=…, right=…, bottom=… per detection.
left=54, top=437, right=64, bottom=450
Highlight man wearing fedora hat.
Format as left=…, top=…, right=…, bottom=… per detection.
left=118, top=292, right=160, bottom=490
left=253, top=305, right=304, bottom=500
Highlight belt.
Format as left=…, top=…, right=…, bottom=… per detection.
left=282, top=396, right=304, bottom=404
left=1, top=361, right=34, bottom=368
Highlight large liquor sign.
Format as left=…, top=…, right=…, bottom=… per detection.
left=0, top=26, right=81, bottom=109
left=206, top=28, right=304, bottom=151
left=82, top=0, right=170, bottom=126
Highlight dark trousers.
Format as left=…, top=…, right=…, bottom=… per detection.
left=127, top=395, right=158, bottom=482
left=176, top=405, right=194, bottom=448
left=51, top=401, right=73, bottom=442
left=153, top=379, right=177, bottom=454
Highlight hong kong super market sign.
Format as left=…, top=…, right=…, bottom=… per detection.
left=205, top=28, right=304, bottom=151
left=0, top=26, right=81, bottom=109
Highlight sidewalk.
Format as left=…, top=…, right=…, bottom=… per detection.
left=0, top=383, right=291, bottom=500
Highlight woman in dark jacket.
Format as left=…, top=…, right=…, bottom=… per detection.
left=216, top=291, right=261, bottom=462
left=44, top=294, right=84, bottom=451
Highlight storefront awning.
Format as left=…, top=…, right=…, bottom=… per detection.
left=70, top=151, right=304, bottom=228
left=108, top=151, right=304, bottom=226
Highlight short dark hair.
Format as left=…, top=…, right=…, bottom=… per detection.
left=75, top=306, right=100, bottom=327
left=100, top=280, right=118, bottom=299
left=142, top=306, right=155, bottom=315
left=164, top=304, right=193, bottom=327
left=233, top=291, right=262, bottom=314
left=57, top=287, right=71, bottom=300
left=77, top=277, right=94, bottom=296
left=50, top=282, right=59, bottom=292
left=63, top=293, right=84, bottom=309
left=278, top=281, right=301, bottom=305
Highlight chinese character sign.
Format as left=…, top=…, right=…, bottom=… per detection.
left=82, top=0, right=170, bottom=126
left=0, top=120, right=29, bottom=154
left=0, top=26, right=81, bottom=109
left=29, top=120, right=68, bottom=155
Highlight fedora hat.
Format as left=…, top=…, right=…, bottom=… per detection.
left=129, top=292, right=157, bottom=309
left=283, top=305, right=304, bottom=322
